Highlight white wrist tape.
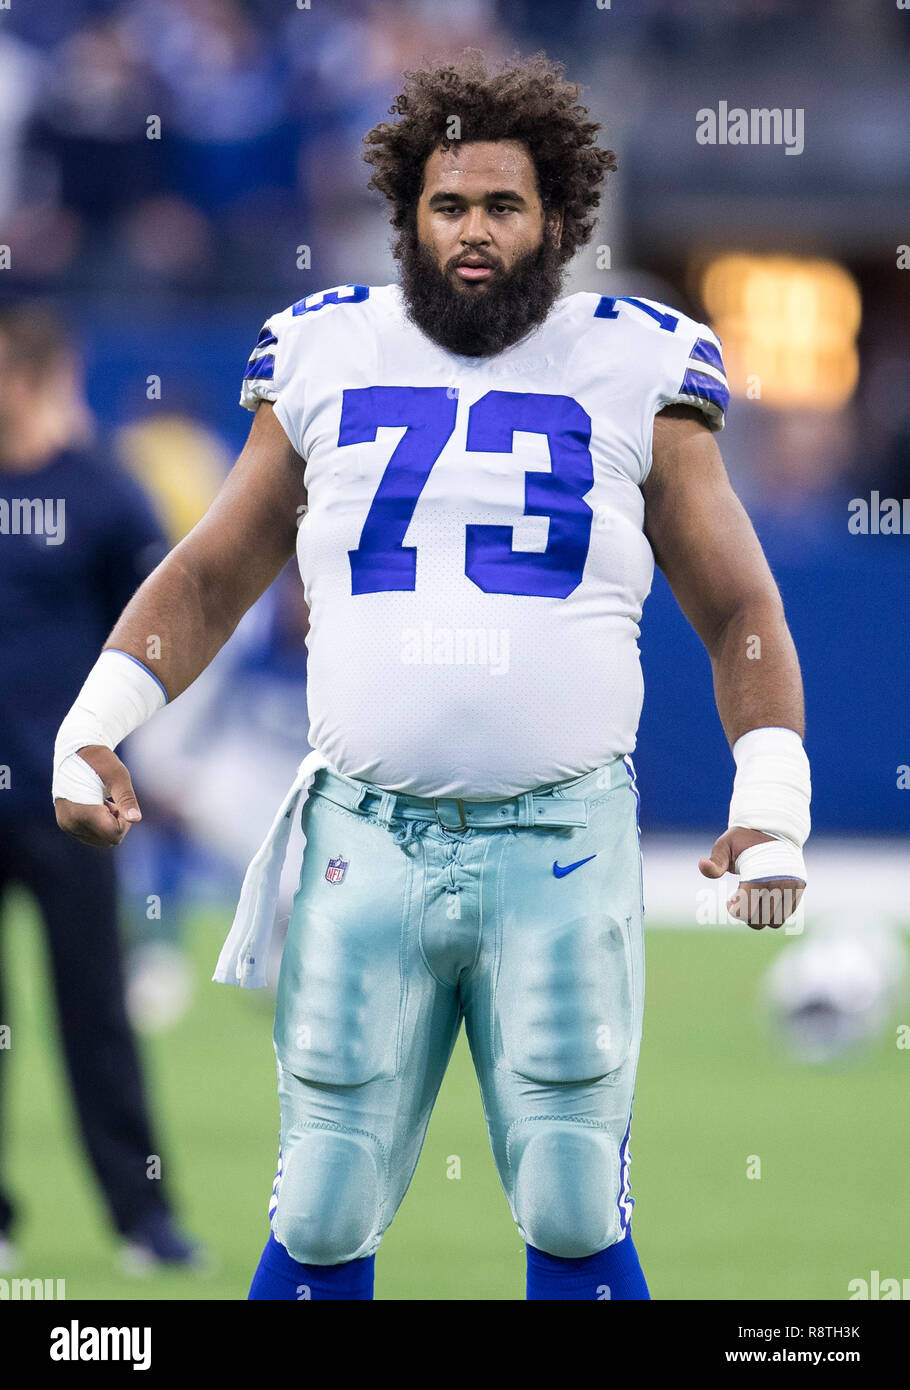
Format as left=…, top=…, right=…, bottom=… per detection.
left=52, top=649, right=167, bottom=804
left=728, top=727, right=811, bottom=883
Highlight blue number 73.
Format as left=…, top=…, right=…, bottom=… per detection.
left=342, top=386, right=594, bottom=598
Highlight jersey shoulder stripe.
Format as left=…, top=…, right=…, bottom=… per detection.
left=671, top=332, right=729, bottom=428
left=576, top=289, right=729, bottom=431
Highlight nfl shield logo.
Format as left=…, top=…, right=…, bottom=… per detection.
left=325, top=855, right=348, bottom=885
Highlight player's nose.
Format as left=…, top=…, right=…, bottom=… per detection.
left=460, top=207, right=492, bottom=244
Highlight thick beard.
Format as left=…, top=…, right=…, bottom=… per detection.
left=396, top=223, right=566, bottom=358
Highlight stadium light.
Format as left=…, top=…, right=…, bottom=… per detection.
left=699, top=254, right=861, bottom=410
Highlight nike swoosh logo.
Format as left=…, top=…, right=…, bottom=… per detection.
left=553, top=854, right=598, bottom=878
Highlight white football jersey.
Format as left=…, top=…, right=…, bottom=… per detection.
left=240, top=283, right=728, bottom=798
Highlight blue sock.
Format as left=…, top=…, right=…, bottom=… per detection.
left=526, top=1234, right=650, bottom=1300
left=248, top=1232, right=375, bottom=1300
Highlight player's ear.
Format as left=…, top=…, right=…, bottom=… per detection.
left=547, top=207, right=564, bottom=248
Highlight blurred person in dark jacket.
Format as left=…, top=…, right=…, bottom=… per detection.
left=0, top=302, right=199, bottom=1272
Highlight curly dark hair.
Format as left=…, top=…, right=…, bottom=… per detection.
left=363, top=50, right=616, bottom=265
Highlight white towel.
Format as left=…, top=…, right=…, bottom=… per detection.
left=212, top=747, right=329, bottom=988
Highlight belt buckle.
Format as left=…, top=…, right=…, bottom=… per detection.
left=433, top=797, right=467, bottom=830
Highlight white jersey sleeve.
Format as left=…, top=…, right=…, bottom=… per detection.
left=577, top=293, right=730, bottom=488
left=240, top=318, right=284, bottom=411
left=239, top=285, right=374, bottom=457
left=613, top=296, right=727, bottom=425
left=239, top=304, right=306, bottom=457
left=654, top=307, right=728, bottom=431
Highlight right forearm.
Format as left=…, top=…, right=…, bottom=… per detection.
left=103, top=542, right=256, bottom=700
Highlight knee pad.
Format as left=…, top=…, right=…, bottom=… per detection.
left=510, top=1120, right=621, bottom=1259
left=273, top=1126, right=383, bottom=1266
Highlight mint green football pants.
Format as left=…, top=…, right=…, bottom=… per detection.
left=269, top=756, right=645, bottom=1265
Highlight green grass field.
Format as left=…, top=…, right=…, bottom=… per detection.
left=3, top=889, right=906, bottom=1301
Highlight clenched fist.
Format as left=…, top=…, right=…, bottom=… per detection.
left=54, top=745, right=142, bottom=848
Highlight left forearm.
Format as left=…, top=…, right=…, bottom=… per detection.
left=645, top=406, right=806, bottom=752
left=707, top=593, right=805, bottom=748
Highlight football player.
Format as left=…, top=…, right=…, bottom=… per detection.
left=53, top=53, right=810, bottom=1300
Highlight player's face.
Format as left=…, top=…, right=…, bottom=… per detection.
left=416, top=140, right=558, bottom=291
left=399, top=139, right=565, bottom=357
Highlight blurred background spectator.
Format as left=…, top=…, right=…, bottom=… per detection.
left=0, top=303, right=199, bottom=1271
